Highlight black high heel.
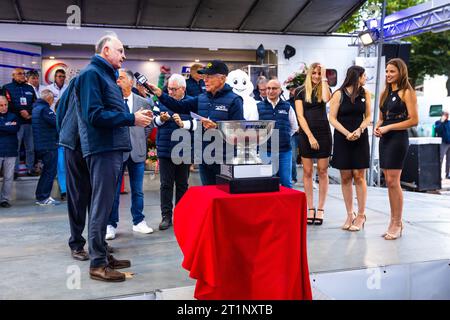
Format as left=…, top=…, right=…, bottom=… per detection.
left=307, top=208, right=316, bottom=225
left=314, top=208, right=324, bottom=225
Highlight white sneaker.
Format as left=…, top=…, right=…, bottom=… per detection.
left=35, top=197, right=61, bottom=206
left=132, top=220, right=154, bottom=234
left=105, top=225, right=116, bottom=240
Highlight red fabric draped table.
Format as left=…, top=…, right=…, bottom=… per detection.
left=174, top=185, right=312, bottom=300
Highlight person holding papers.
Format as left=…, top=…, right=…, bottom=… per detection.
left=148, top=60, right=244, bottom=185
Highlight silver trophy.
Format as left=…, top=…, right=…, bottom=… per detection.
left=216, top=120, right=280, bottom=193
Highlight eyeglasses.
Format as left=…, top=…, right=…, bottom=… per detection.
left=267, top=87, right=280, bottom=90
left=168, top=87, right=181, bottom=91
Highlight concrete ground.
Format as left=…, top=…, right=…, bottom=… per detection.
left=0, top=169, right=450, bottom=299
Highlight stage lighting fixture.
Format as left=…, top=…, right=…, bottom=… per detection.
left=358, top=29, right=379, bottom=46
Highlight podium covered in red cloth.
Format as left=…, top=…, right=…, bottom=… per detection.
left=174, top=186, right=312, bottom=300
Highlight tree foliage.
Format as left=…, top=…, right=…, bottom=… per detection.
left=338, top=0, right=449, bottom=87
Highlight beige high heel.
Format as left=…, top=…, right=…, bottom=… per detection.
left=342, top=212, right=356, bottom=230
left=384, top=221, right=403, bottom=240
left=349, top=214, right=366, bottom=232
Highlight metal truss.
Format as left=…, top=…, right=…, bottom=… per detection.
left=382, top=1, right=450, bottom=41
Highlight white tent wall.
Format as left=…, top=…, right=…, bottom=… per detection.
left=0, top=23, right=358, bottom=89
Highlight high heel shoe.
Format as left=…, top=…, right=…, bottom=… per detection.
left=348, top=214, right=366, bottom=232
left=307, top=208, right=316, bottom=225
left=342, top=212, right=356, bottom=230
left=314, top=209, right=324, bottom=225
left=384, top=221, right=403, bottom=240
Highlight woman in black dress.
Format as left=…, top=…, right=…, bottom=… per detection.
left=295, top=63, right=331, bottom=225
left=374, top=58, right=418, bottom=240
left=329, top=66, right=371, bottom=232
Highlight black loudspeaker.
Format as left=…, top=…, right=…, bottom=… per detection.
left=283, top=45, right=296, bottom=59
left=256, top=44, right=265, bottom=63
left=401, top=142, right=442, bottom=191
left=382, top=43, right=412, bottom=66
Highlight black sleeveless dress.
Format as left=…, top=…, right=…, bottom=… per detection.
left=330, top=88, right=369, bottom=170
left=296, top=88, right=332, bottom=159
left=379, top=89, right=409, bottom=169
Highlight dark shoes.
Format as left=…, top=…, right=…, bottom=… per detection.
left=60, top=193, right=66, bottom=201
left=72, top=245, right=113, bottom=261
left=159, top=216, right=173, bottom=230
left=26, top=170, right=39, bottom=177
left=90, top=266, right=125, bottom=282
left=71, top=249, right=89, bottom=261
left=107, top=254, right=131, bottom=269
left=106, top=243, right=114, bottom=254
left=0, top=201, right=11, bottom=208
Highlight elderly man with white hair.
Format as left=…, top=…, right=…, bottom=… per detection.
left=31, top=89, right=59, bottom=205
left=153, top=73, right=196, bottom=230
left=75, top=33, right=153, bottom=282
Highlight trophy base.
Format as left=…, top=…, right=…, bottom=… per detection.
left=221, top=164, right=272, bottom=179
left=216, top=174, right=280, bottom=194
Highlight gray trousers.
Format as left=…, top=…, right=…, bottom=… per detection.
left=16, top=124, right=34, bottom=172
left=0, top=157, right=16, bottom=202
left=440, top=143, right=450, bottom=177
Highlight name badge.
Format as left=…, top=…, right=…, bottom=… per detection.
left=20, top=97, right=27, bottom=106
left=215, top=105, right=228, bottom=112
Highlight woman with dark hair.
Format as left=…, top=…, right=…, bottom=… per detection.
left=375, top=58, right=418, bottom=240
left=329, top=66, right=371, bottom=231
left=295, top=63, right=331, bottom=225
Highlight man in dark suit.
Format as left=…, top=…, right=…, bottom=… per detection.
left=106, top=69, right=154, bottom=240
left=75, top=33, right=153, bottom=282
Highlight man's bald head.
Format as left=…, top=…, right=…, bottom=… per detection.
left=266, top=79, right=282, bottom=102
left=0, top=96, right=8, bottom=114
left=12, top=68, right=26, bottom=83
left=95, top=33, right=126, bottom=70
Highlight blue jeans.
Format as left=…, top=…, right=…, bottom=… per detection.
left=261, top=150, right=293, bottom=189
left=35, top=149, right=58, bottom=201
left=199, top=164, right=220, bottom=185
left=16, top=124, right=34, bottom=172
left=291, top=134, right=299, bottom=182
left=57, top=146, right=67, bottom=194
left=109, top=157, right=145, bottom=228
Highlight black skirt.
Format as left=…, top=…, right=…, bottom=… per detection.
left=379, top=129, right=409, bottom=169
left=299, top=120, right=332, bottom=159
left=330, top=131, right=369, bottom=170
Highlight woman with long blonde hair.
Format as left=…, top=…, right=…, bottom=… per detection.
left=295, top=63, right=331, bottom=225
left=374, top=58, right=418, bottom=240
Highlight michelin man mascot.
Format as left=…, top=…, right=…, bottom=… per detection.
left=226, top=69, right=259, bottom=120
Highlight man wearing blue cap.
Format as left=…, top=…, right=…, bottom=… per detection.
left=148, top=60, right=244, bottom=185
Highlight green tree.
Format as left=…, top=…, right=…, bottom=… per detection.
left=339, top=0, right=449, bottom=90
left=338, top=0, right=427, bottom=33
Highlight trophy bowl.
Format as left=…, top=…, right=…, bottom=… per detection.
left=217, top=120, right=275, bottom=165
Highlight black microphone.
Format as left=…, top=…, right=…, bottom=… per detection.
left=134, top=72, right=155, bottom=95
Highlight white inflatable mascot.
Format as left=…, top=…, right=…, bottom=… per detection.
left=226, top=69, right=259, bottom=120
